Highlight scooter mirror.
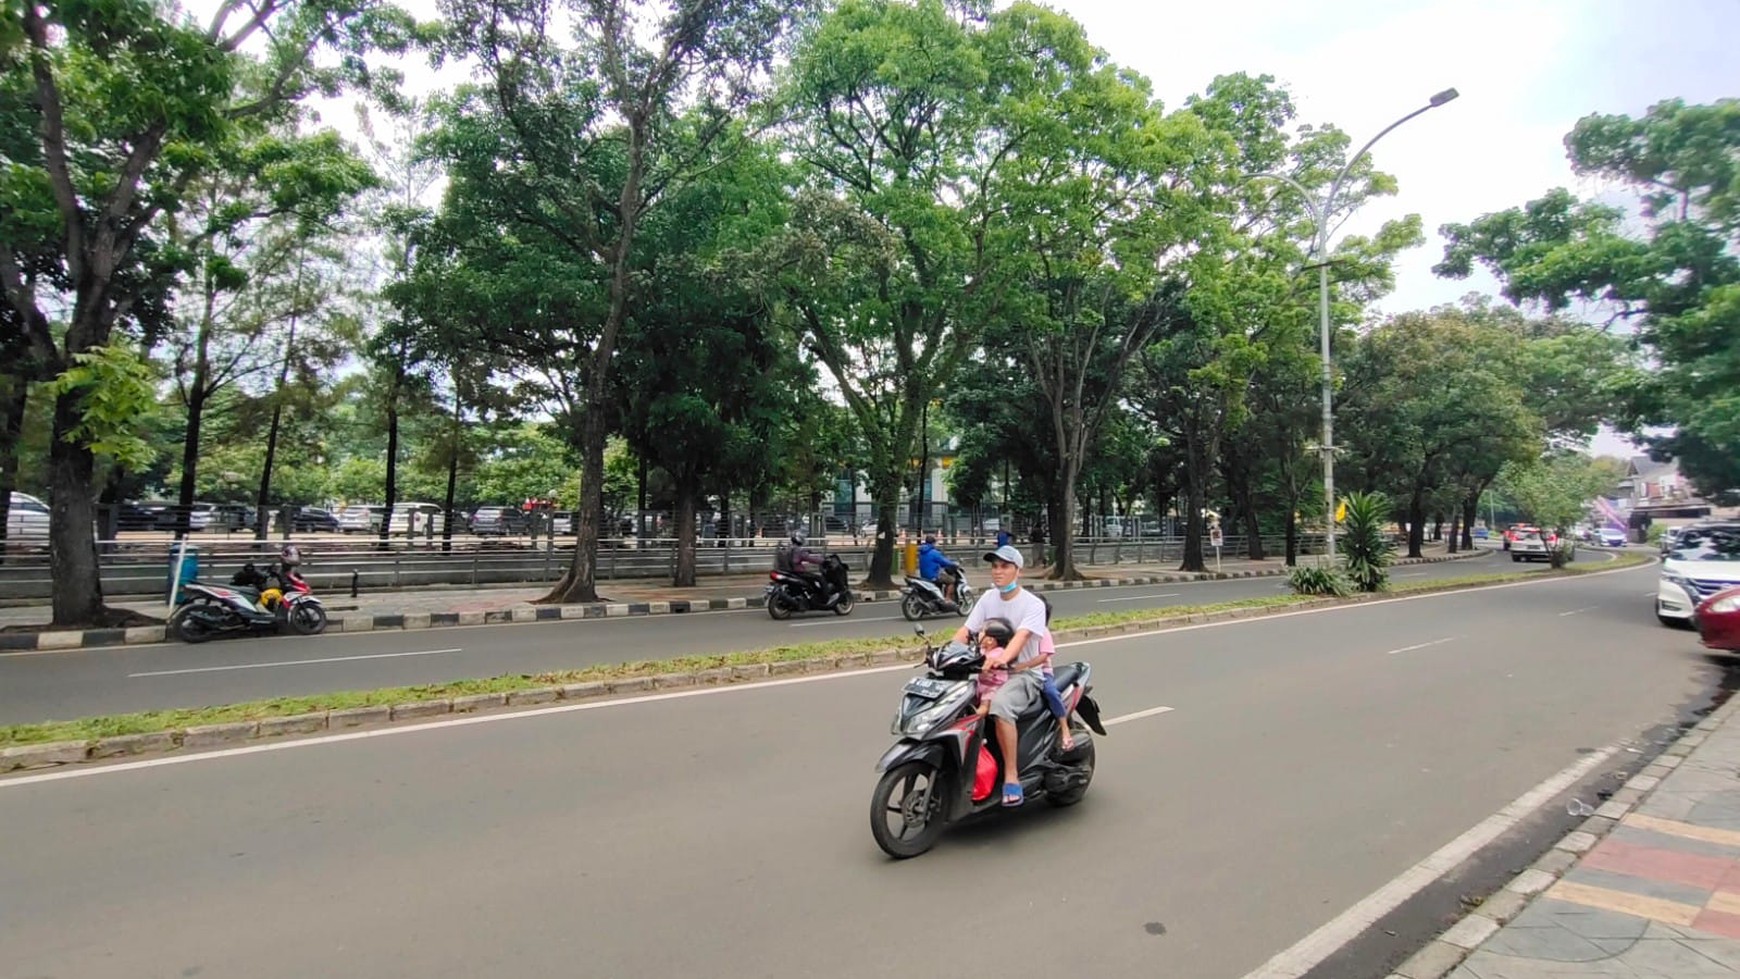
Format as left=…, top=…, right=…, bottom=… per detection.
left=914, top=625, right=926, bottom=637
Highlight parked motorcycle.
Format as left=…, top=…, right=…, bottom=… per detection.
left=170, top=558, right=328, bottom=643
left=766, top=553, right=856, bottom=619
left=900, top=569, right=976, bottom=621
left=870, top=626, right=1106, bottom=858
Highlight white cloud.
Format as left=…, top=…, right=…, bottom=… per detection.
left=1040, top=0, right=1740, bottom=314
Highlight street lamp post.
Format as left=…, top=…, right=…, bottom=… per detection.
left=1253, top=88, right=1458, bottom=561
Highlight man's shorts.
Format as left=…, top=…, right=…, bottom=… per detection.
left=988, top=670, right=1044, bottom=723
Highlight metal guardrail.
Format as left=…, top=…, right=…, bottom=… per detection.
left=0, top=531, right=1325, bottom=601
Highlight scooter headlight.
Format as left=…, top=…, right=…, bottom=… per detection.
left=892, top=686, right=973, bottom=737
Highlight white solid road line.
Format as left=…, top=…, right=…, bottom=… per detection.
left=1396, top=572, right=1429, bottom=577
left=1103, top=705, right=1174, bottom=726
left=1559, top=605, right=1602, bottom=617
left=1240, top=742, right=1622, bottom=979
left=1098, top=593, right=1181, bottom=603
left=128, top=648, right=463, bottom=678
left=1385, top=637, right=1459, bottom=656
left=3, top=558, right=1655, bottom=788
left=788, top=615, right=904, bottom=628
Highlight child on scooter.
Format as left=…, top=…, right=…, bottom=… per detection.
left=1036, top=596, right=1074, bottom=751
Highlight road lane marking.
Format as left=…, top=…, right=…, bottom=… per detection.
left=1097, top=594, right=1180, bottom=603
left=128, top=648, right=463, bottom=677
left=1103, top=705, right=1174, bottom=726
left=1396, top=572, right=1428, bottom=578
left=1385, top=637, right=1459, bottom=655
left=788, top=615, right=903, bottom=629
left=1240, top=743, right=1622, bottom=979
left=1559, top=605, right=1601, bottom=617
left=2, top=558, right=1656, bottom=788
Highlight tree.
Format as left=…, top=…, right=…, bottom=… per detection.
left=1437, top=98, right=1740, bottom=501
left=771, top=0, right=1127, bottom=586
left=433, top=0, right=805, bottom=603
left=0, top=0, right=411, bottom=625
left=1129, top=72, right=1423, bottom=572
left=975, top=9, right=1209, bottom=579
left=1498, top=452, right=1626, bottom=537
left=164, top=130, right=376, bottom=535
left=1335, top=309, right=1541, bottom=557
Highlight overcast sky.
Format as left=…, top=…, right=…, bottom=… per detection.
left=1045, top=0, right=1738, bottom=318
left=298, top=0, right=1736, bottom=456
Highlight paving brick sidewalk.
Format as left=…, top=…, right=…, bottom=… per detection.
left=1394, top=693, right=1740, bottom=979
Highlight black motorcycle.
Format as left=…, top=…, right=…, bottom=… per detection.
left=765, top=553, right=856, bottom=619
left=870, top=627, right=1106, bottom=858
left=169, top=561, right=328, bottom=643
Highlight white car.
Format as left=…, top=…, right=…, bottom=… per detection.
left=8, top=492, right=50, bottom=540
left=387, top=502, right=448, bottom=536
left=1657, top=523, right=1740, bottom=627
left=1509, top=527, right=1552, bottom=562
left=1598, top=527, right=1628, bottom=548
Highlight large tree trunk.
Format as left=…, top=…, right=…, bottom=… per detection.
left=1051, top=483, right=1081, bottom=580
left=256, top=318, right=297, bottom=541
left=672, top=475, right=698, bottom=587
left=1461, top=492, right=1479, bottom=550
left=1284, top=507, right=1298, bottom=567
left=0, top=374, right=29, bottom=562
left=865, top=488, right=899, bottom=590
left=440, top=385, right=461, bottom=553
left=1181, top=474, right=1207, bottom=573
left=1050, top=457, right=1082, bottom=579
left=174, top=388, right=207, bottom=538
left=545, top=394, right=609, bottom=603
left=48, top=388, right=105, bottom=627
left=377, top=367, right=402, bottom=551
left=1446, top=509, right=1461, bottom=554
left=1242, top=501, right=1265, bottom=561
left=1407, top=486, right=1427, bottom=559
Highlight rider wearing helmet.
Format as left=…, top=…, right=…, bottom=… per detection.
left=777, top=530, right=827, bottom=603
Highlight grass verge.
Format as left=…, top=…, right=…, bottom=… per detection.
left=0, top=551, right=1656, bottom=749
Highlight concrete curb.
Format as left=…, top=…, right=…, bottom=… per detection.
left=0, top=552, right=1483, bottom=652
left=1382, top=685, right=1740, bottom=979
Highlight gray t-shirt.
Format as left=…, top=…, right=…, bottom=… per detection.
left=965, top=586, right=1049, bottom=668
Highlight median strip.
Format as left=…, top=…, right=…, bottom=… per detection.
left=0, top=552, right=1485, bottom=651
left=0, top=551, right=1643, bottom=770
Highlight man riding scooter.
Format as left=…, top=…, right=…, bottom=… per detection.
left=917, top=534, right=962, bottom=610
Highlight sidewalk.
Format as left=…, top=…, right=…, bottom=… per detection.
left=1394, top=691, right=1740, bottom=979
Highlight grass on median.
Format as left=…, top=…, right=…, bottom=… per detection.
left=0, top=554, right=1657, bottom=750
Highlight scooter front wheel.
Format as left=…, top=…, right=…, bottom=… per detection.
left=871, top=761, right=948, bottom=859
left=287, top=602, right=327, bottom=636
left=832, top=592, right=856, bottom=615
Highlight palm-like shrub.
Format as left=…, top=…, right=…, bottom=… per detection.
left=1339, top=491, right=1394, bottom=593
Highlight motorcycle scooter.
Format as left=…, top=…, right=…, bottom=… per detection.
left=900, top=569, right=976, bottom=621
left=170, top=555, right=328, bottom=643
left=870, top=626, right=1106, bottom=858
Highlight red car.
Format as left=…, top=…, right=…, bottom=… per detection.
left=1697, top=586, right=1740, bottom=652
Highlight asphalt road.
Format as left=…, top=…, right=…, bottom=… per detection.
left=0, top=551, right=1534, bottom=723
left=0, top=555, right=1713, bottom=979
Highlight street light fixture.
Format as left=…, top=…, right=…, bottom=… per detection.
left=1251, top=88, right=1458, bottom=560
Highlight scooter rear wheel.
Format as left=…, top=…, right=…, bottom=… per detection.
left=767, top=593, right=794, bottom=620
left=1046, top=728, right=1095, bottom=808
left=900, top=593, right=927, bottom=622
left=170, top=602, right=218, bottom=644
left=871, top=761, right=948, bottom=859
